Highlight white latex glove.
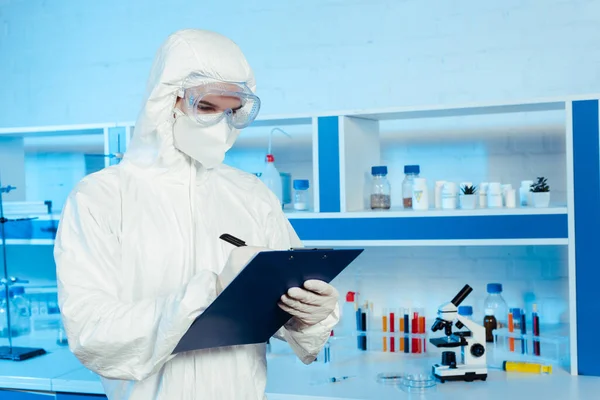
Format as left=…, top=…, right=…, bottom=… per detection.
left=278, top=280, right=339, bottom=327
left=217, top=246, right=270, bottom=294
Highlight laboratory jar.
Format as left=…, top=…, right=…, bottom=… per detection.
left=293, top=179, right=310, bottom=211
left=487, top=182, right=503, bottom=208
left=370, top=166, right=391, bottom=210
left=434, top=181, right=445, bottom=209
left=520, top=180, right=534, bottom=206
left=479, top=182, right=489, bottom=208
left=441, top=182, right=457, bottom=209
left=458, top=305, right=473, bottom=320
left=412, top=178, right=429, bottom=210
left=402, top=165, right=420, bottom=209
left=11, top=286, right=31, bottom=336
left=483, top=283, right=508, bottom=336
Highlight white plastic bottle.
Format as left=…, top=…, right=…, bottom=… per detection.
left=520, top=180, right=534, bottom=207
left=260, top=154, right=283, bottom=206
left=412, top=178, right=429, bottom=210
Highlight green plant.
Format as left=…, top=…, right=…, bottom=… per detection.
left=461, top=185, right=477, bottom=195
left=530, top=177, right=550, bottom=193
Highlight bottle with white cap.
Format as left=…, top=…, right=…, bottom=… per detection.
left=487, top=182, right=503, bottom=208
left=520, top=180, right=534, bottom=207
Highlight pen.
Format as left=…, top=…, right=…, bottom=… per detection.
left=219, top=234, right=247, bottom=247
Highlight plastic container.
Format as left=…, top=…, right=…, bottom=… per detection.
left=483, top=283, right=508, bottom=340
left=434, top=181, right=445, bottom=209
left=441, top=182, right=457, bottom=209
left=293, top=179, right=310, bottom=211
left=402, top=165, right=420, bottom=209
left=11, top=286, right=31, bottom=336
left=412, top=178, right=428, bottom=210
left=487, top=182, right=503, bottom=208
left=280, top=172, right=292, bottom=206
left=520, top=180, right=534, bottom=206
left=340, top=291, right=357, bottom=337
left=260, top=154, right=283, bottom=206
left=370, top=166, right=391, bottom=210
left=479, top=182, right=489, bottom=208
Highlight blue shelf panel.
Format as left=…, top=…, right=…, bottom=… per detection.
left=290, top=213, right=567, bottom=242
left=2, top=219, right=57, bottom=240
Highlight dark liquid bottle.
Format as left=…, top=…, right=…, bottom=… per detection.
left=484, top=314, right=497, bottom=343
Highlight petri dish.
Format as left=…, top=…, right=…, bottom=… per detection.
left=376, top=372, right=404, bottom=385
left=400, top=372, right=436, bottom=393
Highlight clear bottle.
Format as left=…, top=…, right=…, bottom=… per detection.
left=483, top=283, right=508, bottom=340
left=11, top=286, right=31, bottom=336
left=0, top=289, right=18, bottom=337
left=402, top=165, right=420, bottom=209
left=293, top=179, right=310, bottom=211
left=260, top=154, right=283, bottom=207
left=370, top=166, right=391, bottom=210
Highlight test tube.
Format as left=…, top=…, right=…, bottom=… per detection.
left=533, top=304, right=541, bottom=356
left=389, top=308, right=396, bottom=352
left=403, top=309, right=410, bottom=353
left=419, top=312, right=426, bottom=353
left=382, top=307, right=388, bottom=352
left=411, top=310, right=419, bottom=354
left=508, top=310, right=515, bottom=352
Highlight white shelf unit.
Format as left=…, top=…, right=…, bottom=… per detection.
left=2, top=94, right=600, bottom=377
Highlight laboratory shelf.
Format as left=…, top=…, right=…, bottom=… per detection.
left=287, top=207, right=567, bottom=246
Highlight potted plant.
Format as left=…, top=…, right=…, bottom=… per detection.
left=459, top=184, right=478, bottom=209
left=529, top=177, right=550, bottom=207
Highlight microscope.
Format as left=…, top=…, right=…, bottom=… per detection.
left=429, top=284, right=487, bottom=383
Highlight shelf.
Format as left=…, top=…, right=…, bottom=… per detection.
left=287, top=207, right=567, bottom=246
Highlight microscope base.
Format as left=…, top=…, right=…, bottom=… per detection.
left=432, top=364, right=487, bottom=383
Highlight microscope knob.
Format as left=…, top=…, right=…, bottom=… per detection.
left=471, top=343, right=485, bottom=358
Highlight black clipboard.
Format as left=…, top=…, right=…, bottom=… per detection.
left=173, top=248, right=363, bottom=354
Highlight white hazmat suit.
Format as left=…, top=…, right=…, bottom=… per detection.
left=54, top=29, right=339, bottom=400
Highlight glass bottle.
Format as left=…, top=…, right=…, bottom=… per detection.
left=370, top=166, right=391, bottom=210
left=11, top=286, right=31, bottom=336
left=483, top=283, right=508, bottom=342
left=402, top=165, right=420, bottom=209
left=293, top=179, right=310, bottom=211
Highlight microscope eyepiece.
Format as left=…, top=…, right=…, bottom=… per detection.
left=451, top=284, right=473, bottom=307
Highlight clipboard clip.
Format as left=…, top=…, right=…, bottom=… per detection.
left=220, top=234, right=332, bottom=251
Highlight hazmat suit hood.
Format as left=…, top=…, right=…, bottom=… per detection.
left=124, top=29, right=256, bottom=170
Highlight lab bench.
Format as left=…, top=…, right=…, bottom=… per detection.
left=1, top=348, right=600, bottom=399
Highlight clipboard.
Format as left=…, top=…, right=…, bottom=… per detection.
left=173, top=248, right=364, bottom=354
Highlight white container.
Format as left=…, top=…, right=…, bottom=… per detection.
left=260, top=154, right=283, bottom=206
left=487, top=182, right=503, bottom=208
left=435, top=181, right=445, bottom=209
left=459, top=194, right=477, bottom=210
left=532, top=192, right=550, bottom=208
left=501, top=184, right=513, bottom=207
left=441, top=182, right=457, bottom=210
left=520, top=180, right=534, bottom=207
left=412, top=178, right=429, bottom=210
left=505, top=188, right=516, bottom=208
left=479, top=182, right=489, bottom=208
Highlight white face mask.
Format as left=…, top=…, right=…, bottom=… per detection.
left=172, top=111, right=240, bottom=169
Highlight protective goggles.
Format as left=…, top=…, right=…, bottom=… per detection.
left=178, top=73, right=261, bottom=129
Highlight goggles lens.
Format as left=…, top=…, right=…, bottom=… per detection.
left=181, top=75, right=260, bottom=129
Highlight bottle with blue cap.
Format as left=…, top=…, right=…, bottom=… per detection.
left=402, top=165, right=420, bottom=209
left=293, top=179, right=310, bottom=211
left=370, top=166, right=391, bottom=210
left=458, top=305, right=473, bottom=320
left=483, top=283, right=508, bottom=342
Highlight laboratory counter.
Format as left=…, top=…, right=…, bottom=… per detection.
left=1, top=346, right=600, bottom=399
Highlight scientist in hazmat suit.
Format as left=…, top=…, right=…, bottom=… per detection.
left=54, top=29, right=339, bottom=400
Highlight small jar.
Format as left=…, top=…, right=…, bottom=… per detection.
left=293, top=179, right=310, bottom=211
left=370, top=166, right=391, bottom=210
left=520, top=180, right=533, bottom=207
left=441, top=182, right=457, bottom=210
left=412, top=178, right=429, bottom=210
left=487, top=182, right=503, bottom=208
left=402, top=165, right=420, bottom=209
left=458, top=305, right=473, bottom=321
